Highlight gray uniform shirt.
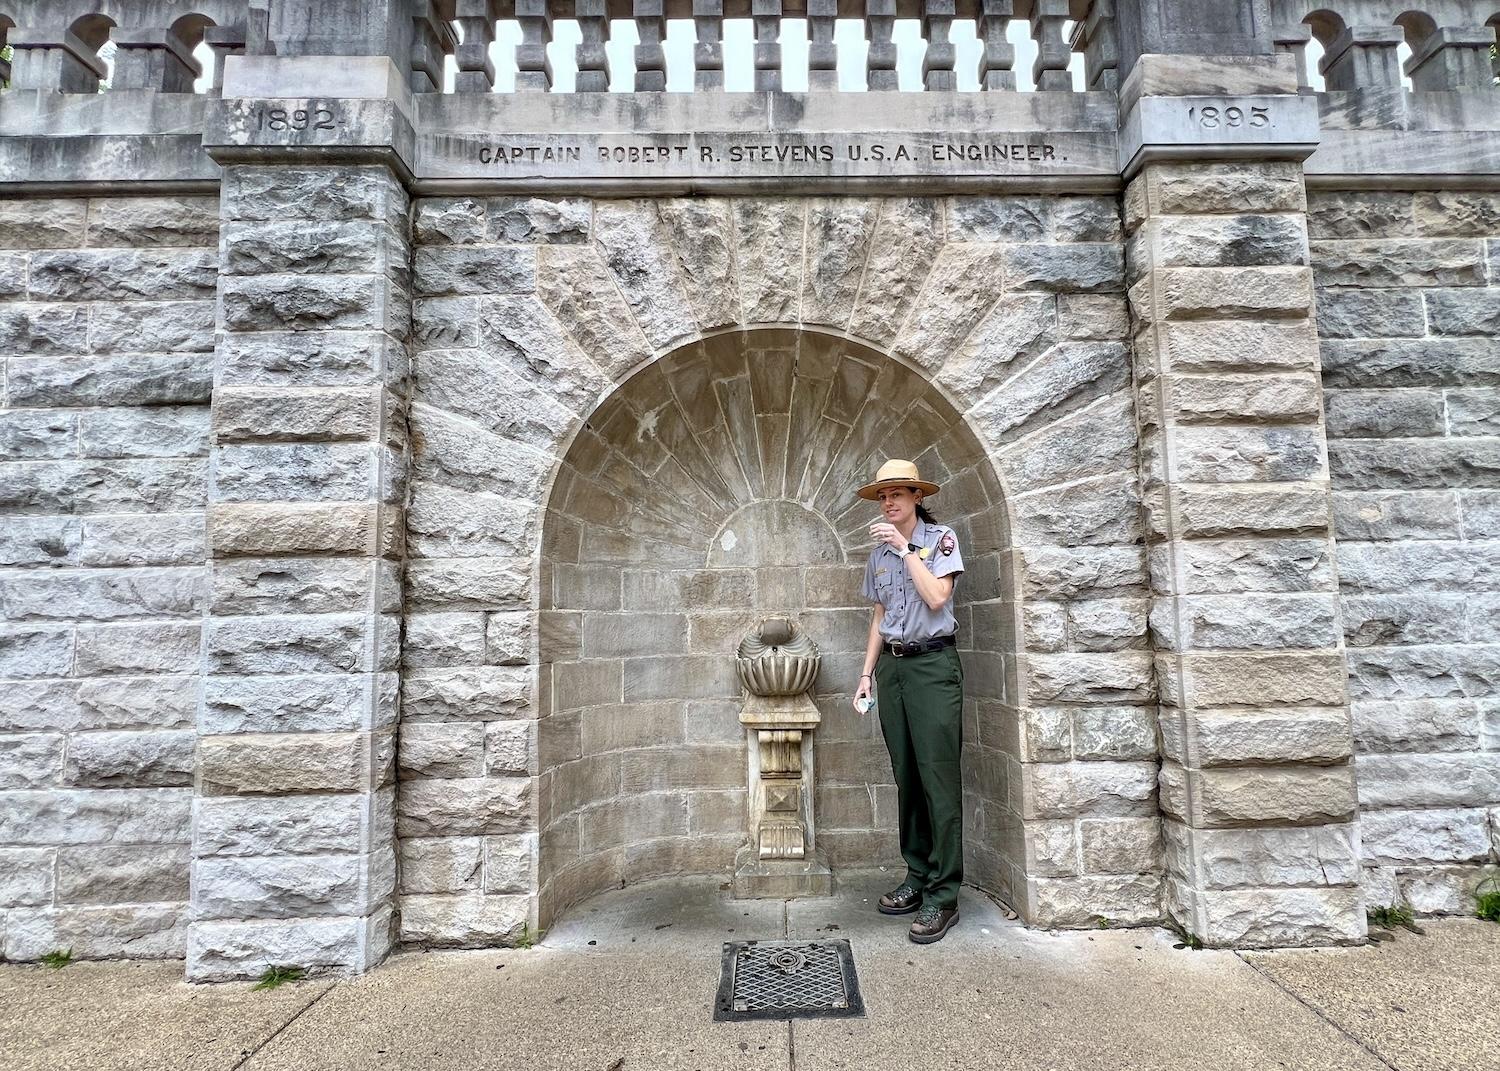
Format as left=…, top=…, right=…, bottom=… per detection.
left=860, top=519, right=965, bottom=643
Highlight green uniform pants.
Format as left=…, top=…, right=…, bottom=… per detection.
left=874, top=644, right=964, bottom=910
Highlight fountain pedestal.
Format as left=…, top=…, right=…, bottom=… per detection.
left=731, top=623, right=833, bottom=899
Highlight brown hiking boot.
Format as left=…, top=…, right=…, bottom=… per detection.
left=878, top=883, right=921, bottom=915
left=909, top=904, right=959, bottom=943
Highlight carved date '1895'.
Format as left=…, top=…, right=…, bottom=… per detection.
left=254, top=107, right=339, bottom=132
left=1187, top=105, right=1270, bottom=130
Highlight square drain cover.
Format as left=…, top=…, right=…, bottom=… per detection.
left=714, top=939, right=865, bottom=1022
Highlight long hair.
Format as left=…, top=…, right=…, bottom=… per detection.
left=915, top=497, right=936, bottom=525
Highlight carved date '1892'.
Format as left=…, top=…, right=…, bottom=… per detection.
left=254, top=107, right=338, bottom=132
left=1187, top=105, right=1270, bottom=130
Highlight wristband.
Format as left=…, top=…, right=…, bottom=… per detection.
left=897, top=545, right=911, bottom=559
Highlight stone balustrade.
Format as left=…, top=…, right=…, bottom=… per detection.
left=1273, top=0, right=1500, bottom=91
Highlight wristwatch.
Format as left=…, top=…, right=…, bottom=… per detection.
left=897, top=545, right=911, bottom=559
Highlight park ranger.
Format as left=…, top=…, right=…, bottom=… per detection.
left=852, top=459, right=965, bottom=944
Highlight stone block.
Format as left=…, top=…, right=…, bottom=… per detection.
left=414, top=246, right=535, bottom=297
left=1413, top=191, right=1500, bottom=237
left=86, top=196, right=220, bottom=247
left=1179, top=651, right=1348, bottom=707
left=1332, top=489, right=1460, bottom=542
left=221, top=165, right=407, bottom=227
left=1399, top=865, right=1500, bottom=916
left=1171, top=593, right=1339, bottom=650
left=186, top=909, right=394, bottom=981
left=0, top=198, right=87, bottom=247
left=0, top=410, right=77, bottom=459
left=1010, top=474, right=1142, bottom=546
left=397, top=892, right=528, bottom=947
left=0, top=848, right=55, bottom=907
left=1023, top=652, right=1156, bottom=704
left=1154, top=318, right=1318, bottom=375
left=1079, top=817, right=1161, bottom=874
left=210, top=501, right=388, bottom=558
left=6, top=903, right=188, bottom=962
left=403, top=612, right=485, bottom=669
left=403, top=666, right=531, bottom=721
left=1307, top=191, right=1415, bottom=239
left=1170, top=424, right=1325, bottom=483
left=1465, top=491, right=1500, bottom=538
left=203, top=672, right=396, bottom=736
left=398, top=722, right=485, bottom=779
left=220, top=273, right=399, bottom=333
left=54, top=844, right=189, bottom=905
left=1356, top=752, right=1500, bottom=808
left=0, top=516, right=81, bottom=568
left=1149, top=213, right=1308, bottom=269
left=535, top=244, right=651, bottom=377
left=207, top=613, right=371, bottom=675
left=1346, top=644, right=1500, bottom=702
left=1021, top=761, right=1157, bottom=820
left=0, top=303, right=88, bottom=357
left=1321, top=337, right=1500, bottom=389
left=1175, top=538, right=1336, bottom=595
left=1172, top=483, right=1331, bottom=540
left=222, top=219, right=405, bottom=278
left=212, top=386, right=385, bottom=444
left=1192, top=886, right=1365, bottom=947
left=621, top=656, right=738, bottom=702
left=194, top=792, right=384, bottom=857
left=1352, top=698, right=1480, bottom=754
left=1173, top=765, right=1357, bottom=827
left=74, top=621, right=200, bottom=676
left=1137, top=265, right=1312, bottom=321
left=485, top=612, right=531, bottom=666
left=1323, top=388, right=1443, bottom=438
left=1070, top=706, right=1156, bottom=761
left=0, top=734, right=64, bottom=789
left=1330, top=437, right=1500, bottom=490
left=1004, top=243, right=1123, bottom=294
left=213, top=442, right=389, bottom=504
left=214, top=558, right=391, bottom=617
left=400, top=836, right=483, bottom=894
left=973, top=340, right=1131, bottom=446
left=194, top=850, right=394, bottom=920
left=28, top=249, right=217, bottom=302
left=0, top=625, right=73, bottom=679
left=0, top=787, right=191, bottom=846
left=1426, top=287, right=1500, bottom=338
left=1166, top=821, right=1359, bottom=889
left=1336, top=541, right=1500, bottom=593
left=1017, top=546, right=1147, bottom=601
left=89, top=299, right=215, bottom=355
left=406, top=558, right=531, bottom=611
left=1310, top=239, right=1486, bottom=288
left=198, top=732, right=382, bottom=796
left=1028, top=873, right=1162, bottom=927
left=1067, top=598, right=1149, bottom=653
left=1169, top=373, right=1321, bottom=424
left=1341, top=593, right=1466, bottom=647
left=1314, top=289, right=1426, bottom=339
left=1058, top=293, right=1129, bottom=340
left=416, top=196, right=588, bottom=245
left=1188, top=708, right=1352, bottom=766
left=1361, top=808, right=1491, bottom=865
left=1447, top=389, right=1500, bottom=437
left=485, top=721, right=532, bottom=776
left=395, top=777, right=531, bottom=837
left=1149, top=162, right=1307, bottom=216
left=594, top=200, right=702, bottom=349
left=0, top=566, right=204, bottom=622
left=220, top=329, right=405, bottom=389
left=483, top=834, right=534, bottom=895
left=7, top=353, right=213, bottom=407
left=78, top=406, right=210, bottom=459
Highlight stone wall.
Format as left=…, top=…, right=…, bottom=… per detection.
left=0, top=196, right=218, bottom=959
left=403, top=193, right=1161, bottom=943
left=1312, top=189, right=1500, bottom=913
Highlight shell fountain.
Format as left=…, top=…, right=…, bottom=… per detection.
left=736, top=618, right=821, bottom=697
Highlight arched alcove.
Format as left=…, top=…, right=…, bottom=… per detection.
left=535, top=327, right=1020, bottom=925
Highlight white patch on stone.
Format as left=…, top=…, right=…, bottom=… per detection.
left=719, top=529, right=738, bottom=552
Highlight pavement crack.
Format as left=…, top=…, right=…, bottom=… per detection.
left=232, top=981, right=337, bottom=1070
left=1236, top=953, right=1400, bottom=1071
left=787, top=1019, right=796, bottom=1071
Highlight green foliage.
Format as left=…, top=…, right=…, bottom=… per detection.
left=1367, top=903, right=1415, bottom=930
left=516, top=922, right=544, bottom=950
left=251, top=965, right=307, bottom=991
left=1476, top=877, right=1500, bottom=923
left=1167, top=922, right=1203, bottom=950
left=1092, top=915, right=1114, bottom=929
left=39, top=948, right=73, bottom=970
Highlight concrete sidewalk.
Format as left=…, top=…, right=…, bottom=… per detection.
left=4, top=873, right=1498, bottom=1071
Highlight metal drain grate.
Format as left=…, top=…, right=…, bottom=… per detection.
left=713, top=939, right=865, bottom=1022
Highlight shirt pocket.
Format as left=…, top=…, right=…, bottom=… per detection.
left=874, top=570, right=896, bottom=604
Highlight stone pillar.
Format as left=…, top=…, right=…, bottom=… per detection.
left=1121, top=56, right=1366, bottom=946
left=189, top=55, right=416, bottom=980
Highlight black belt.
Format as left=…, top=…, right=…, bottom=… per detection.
left=883, top=635, right=956, bottom=658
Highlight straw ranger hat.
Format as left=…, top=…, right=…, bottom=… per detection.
left=856, top=459, right=941, bottom=501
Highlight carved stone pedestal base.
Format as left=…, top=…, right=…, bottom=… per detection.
left=732, top=844, right=833, bottom=899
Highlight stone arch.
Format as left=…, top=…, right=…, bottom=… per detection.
left=533, top=326, right=1020, bottom=926
left=401, top=194, right=1160, bottom=946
